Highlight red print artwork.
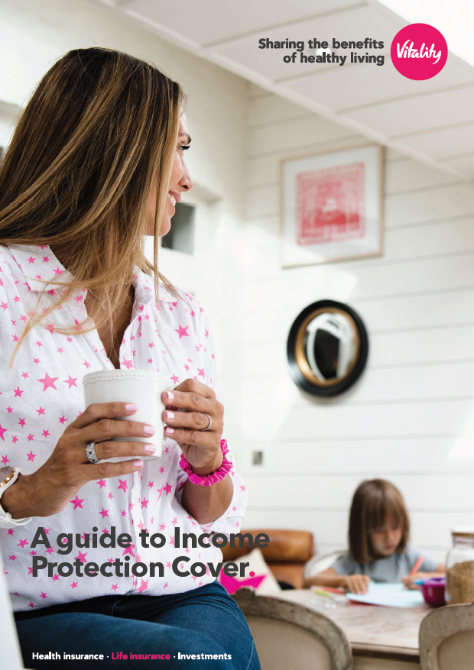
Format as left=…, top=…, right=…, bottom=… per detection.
left=295, top=162, right=365, bottom=246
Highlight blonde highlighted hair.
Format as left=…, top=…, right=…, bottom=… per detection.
left=0, top=47, right=184, bottom=366
left=349, top=479, right=410, bottom=563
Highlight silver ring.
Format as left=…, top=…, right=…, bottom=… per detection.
left=86, top=442, right=99, bottom=464
left=201, top=414, right=212, bottom=432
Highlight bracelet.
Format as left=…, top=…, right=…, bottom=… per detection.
left=180, top=439, right=233, bottom=487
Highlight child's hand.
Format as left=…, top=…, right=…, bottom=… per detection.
left=343, top=574, right=370, bottom=594
left=402, top=572, right=429, bottom=590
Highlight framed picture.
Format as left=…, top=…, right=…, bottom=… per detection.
left=280, top=144, right=383, bottom=267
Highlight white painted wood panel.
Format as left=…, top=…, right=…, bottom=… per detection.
left=244, top=473, right=474, bottom=512
left=442, top=153, right=474, bottom=179
left=385, top=183, right=474, bottom=229
left=247, top=115, right=356, bottom=158
left=241, top=288, right=474, bottom=344
left=286, top=58, right=474, bottom=114
left=247, top=94, right=310, bottom=128
left=241, top=362, right=474, bottom=409
left=370, top=325, right=474, bottom=367
left=246, top=136, right=372, bottom=188
left=384, top=159, right=460, bottom=194
left=242, top=218, right=474, bottom=280
left=346, top=85, right=474, bottom=138
left=401, top=122, right=474, bottom=161
left=242, top=253, right=474, bottom=305
left=243, top=325, right=474, bottom=377
left=242, top=399, right=474, bottom=441
left=247, top=177, right=474, bottom=225
left=240, top=437, right=474, bottom=475
left=241, top=80, right=474, bottom=569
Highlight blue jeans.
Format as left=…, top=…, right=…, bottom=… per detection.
left=15, top=582, right=260, bottom=670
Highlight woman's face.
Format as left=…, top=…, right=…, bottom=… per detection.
left=148, top=112, right=193, bottom=237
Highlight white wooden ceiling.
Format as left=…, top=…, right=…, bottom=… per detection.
left=93, top=0, right=474, bottom=179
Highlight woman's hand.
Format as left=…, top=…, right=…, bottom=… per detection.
left=161, top=378, right=224, bottom=475
left=1, top=402, right=152, bottom=519
left=343, top=574, right=371, bottom=594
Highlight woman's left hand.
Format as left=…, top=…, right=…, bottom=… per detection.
left=161, top=378, right=224, bottom=475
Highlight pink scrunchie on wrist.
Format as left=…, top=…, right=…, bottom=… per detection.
left=180, top=439, right=233, bottom=487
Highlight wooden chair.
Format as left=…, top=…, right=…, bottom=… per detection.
left=233, top=588, right=351, bottom=670
left=419, top=602, right=474, bottom=670
left=221, top=529, right=314, bottom=589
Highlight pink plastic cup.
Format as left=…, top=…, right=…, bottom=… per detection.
left=418, top=577, right=446, bottom=607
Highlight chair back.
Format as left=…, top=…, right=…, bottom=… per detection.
left=0, top=549, right=25, bottom=669
left=221, top=529, right=314, bottom=589
left=419, top=602, right=474, bottom=670
left=233, top=588, right=351, bottom=670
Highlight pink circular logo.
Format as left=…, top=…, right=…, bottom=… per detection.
left=391, top=23, right=448, bottom=80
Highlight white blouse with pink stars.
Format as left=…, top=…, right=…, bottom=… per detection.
left=0, top=244, right=247, bottom=611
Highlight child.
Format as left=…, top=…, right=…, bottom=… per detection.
left=304, top=479, right=445, bottom=594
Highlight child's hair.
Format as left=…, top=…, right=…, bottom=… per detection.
left=349, top=479, right=410, bottom=563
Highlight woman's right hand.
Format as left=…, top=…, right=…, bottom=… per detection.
left=343, top=574, right=371, bottom=594
left=1, top=402, right=154, bottom=519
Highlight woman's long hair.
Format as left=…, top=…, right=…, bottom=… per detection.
left=0, top=47, right=183, bottom=365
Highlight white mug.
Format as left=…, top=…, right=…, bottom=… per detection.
left=83, top=370, right=173, bottom=461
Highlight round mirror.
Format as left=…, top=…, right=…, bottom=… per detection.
left=287, top=300, right=369, bottom=397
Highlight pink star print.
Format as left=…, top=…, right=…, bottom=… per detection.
left=97, top=479, right=106, bottom=489
left=121, top=357, right=134, bottom=369
left=0, top=425, right=7, bottom=441
left=40, top=592, right=47, bottom=600
left=99, top=508, right=109, bottom=518
left=59, top=416, right=67, bottom=424
left=117, top=479, right=128, bottom=493
left=64, top=376, right=77, bottom=388
left=111, top=584, right=118, bottom=592
left=174, top=325, right=189, bottom=339
left=136, top=578, right=148, bottom=593
left=26, top=451, right=36, bottom=462
left=38, top=372, right=58, bottom=392
left=71, top=582, right=78, bottom=589
left=13, top=387, right=24, bottom=397
left=17, top=539, right=28, bottom=548
left=70, top=496, right=84, bottom=510
left=170, top=375, right=179, bottom=384
left=74, top=551, right=88, bottom=563
left=36, top=407, right=45, bottom=415
left=164, top=482, right=172, bottom=496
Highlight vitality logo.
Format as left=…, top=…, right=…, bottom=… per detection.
left=391, top=23, right=447, bottom=80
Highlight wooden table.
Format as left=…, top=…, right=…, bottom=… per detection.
left=277, top=589, right=431, bottom=669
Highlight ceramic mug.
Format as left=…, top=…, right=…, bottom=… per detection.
left=83, top=370, right=173, bottom=461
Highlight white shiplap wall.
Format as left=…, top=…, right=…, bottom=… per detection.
left=241, top=83, right=474, bottom=563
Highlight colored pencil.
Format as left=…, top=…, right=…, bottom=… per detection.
left=409, top=556, right=424, bottom=577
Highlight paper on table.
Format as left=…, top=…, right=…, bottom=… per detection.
left=347, top=583, right=425, bottom=608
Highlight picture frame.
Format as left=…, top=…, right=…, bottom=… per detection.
left=280, top=144, right=383, bottom=267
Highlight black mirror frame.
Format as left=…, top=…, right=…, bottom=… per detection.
left=287, top=299, right=369, bottom=397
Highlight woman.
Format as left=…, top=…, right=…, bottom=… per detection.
left=0, top=48, right=259, bottom=669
